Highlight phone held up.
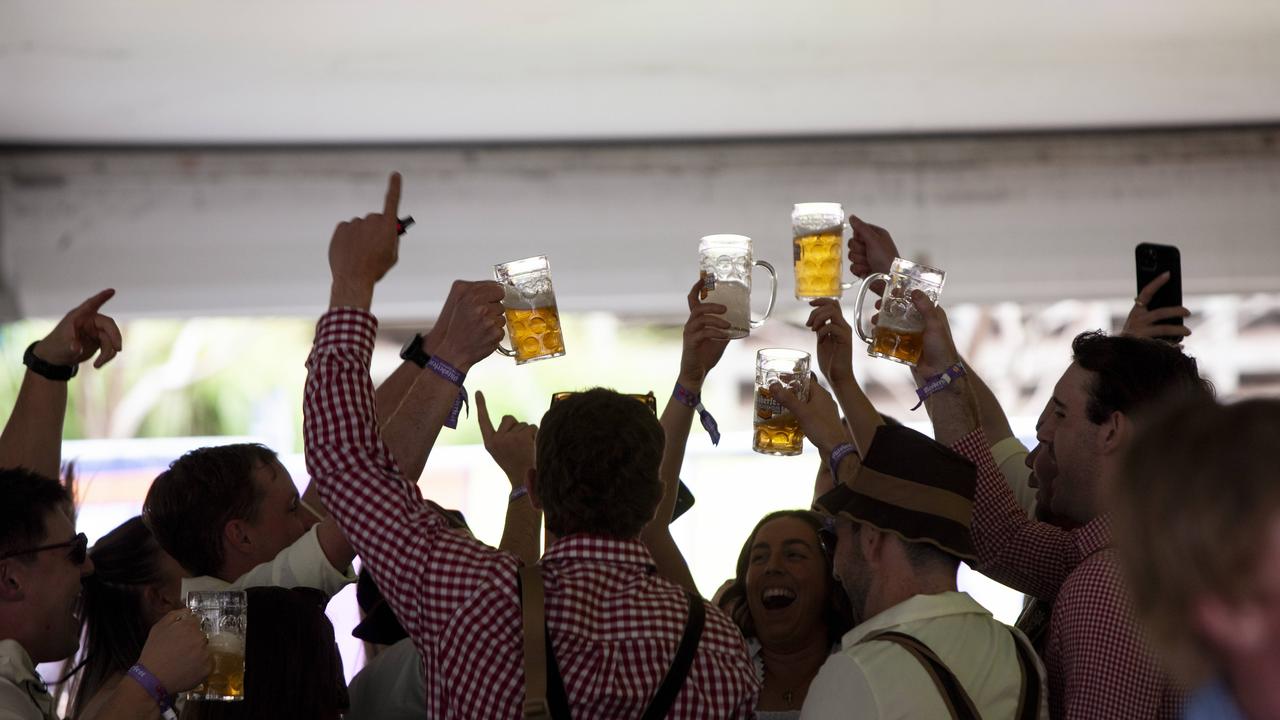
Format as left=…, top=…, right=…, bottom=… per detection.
left=1134, top=243, right=1184, bottom=344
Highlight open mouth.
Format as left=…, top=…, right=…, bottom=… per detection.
left=761, top=587, right=797, bottom=611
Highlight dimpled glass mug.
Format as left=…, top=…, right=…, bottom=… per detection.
left=697, top=234, right=778, bottom=339
left=753, top=349, right=811, bottom=456
left=494, top=255, right=566, bottom=365
left=184, top=590, right=247, bottom=702
left=851, top=257, right=946, bottom=366
left=792, top=203, right=854, bottom=300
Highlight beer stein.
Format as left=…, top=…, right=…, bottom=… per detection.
left=697, top=234, right=778, bottom=339
left=793, top=203, right=853, bottom=300
left=494, top=255, right=566, bottom=365
left=852, top=257, right=946, bottom=367
left=753, top=349, right=811, bottom=456
left=184, top=590, right=247, bottom=701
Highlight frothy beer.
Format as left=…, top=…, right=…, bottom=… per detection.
left=793, top=230, right=844, bottom=300
left=753, top=384, right=805, bottom=456
left=870, top=319, right=925, bottom=366
left=506, top=305, right=565, bottom=363
left=701, top=272, right=751, bottom=338
left=195, top=632, right=245, bottom=700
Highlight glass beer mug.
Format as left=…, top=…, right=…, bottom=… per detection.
left=852, top=257, right=946, bottom=367
left=753, top=349, right=811, bottom=456
left=793, top=203, right=853, bottom=300
left=494, top=255, right=566, bottom=365
left=184, top=590, right=247, bottom=702
left=698, top=234, right=778, bottom=339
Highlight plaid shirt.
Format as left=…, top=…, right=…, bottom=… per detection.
left=304, top=308, right=758, bottom=719
left=952, top=429, right=1182, bottom=720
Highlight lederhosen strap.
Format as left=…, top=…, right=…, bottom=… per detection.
left=520, top=565, right=706, bottom=720
left=861, top=628, right=1040, bottom=720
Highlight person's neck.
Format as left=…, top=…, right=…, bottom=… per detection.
left=864, top=571, right=957, bottom=621
left=759, top=629, right=830, bottom=709
left=1225, top=652, right=1280, bottom=720
left=216, top=556, right=255, bottom=583
left=0, top=623, right=47, bottom=665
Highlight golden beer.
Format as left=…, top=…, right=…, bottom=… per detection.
left=793, top=231, right=844, bottom=299
left=203, top=633, right=246, bottom=700
left=870, top=323, right=925, bottom=366
left=184, top=590, right=247, bottom=703
left=505, top=305, right=565, bottom=364
left=752, top=386, right=805, bottom=456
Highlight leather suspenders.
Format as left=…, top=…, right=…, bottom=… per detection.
left=860, top=628, right=1041, bottom=720
left=519, top=565, right=706, bottom=720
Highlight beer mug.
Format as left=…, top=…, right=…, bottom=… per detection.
left=494, top=255, right=566, bottom=365
left=184, top=590, right=247, bottom=702
left=793, top=203, right=853, bottom=300
left=698, top=234, right=778, bottom=339
left=852, top=257, right=946, bottom=367
left=753, top=349, right=811, bottom=456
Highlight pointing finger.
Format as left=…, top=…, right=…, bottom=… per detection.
left=75, top=288, right=116, bottom=317
left=475, top=390, right=496, bottom=441
left=383, top=172, right=402, bottom=219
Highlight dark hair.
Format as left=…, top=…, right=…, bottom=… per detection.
left=1071, top=331, right=1212, bottom=425
left=180, top=587, right=348, bottom=720
left=0, top=467, right=72, bottom=560
left=67, top=517, right=167, bottom=717
left=143, top=444, right=278, bottom=577
left=901, top=539, right=961, bottom=575
left=535, top=388, right=663, bottom=539
left=717, top=510, right=855, bottom=647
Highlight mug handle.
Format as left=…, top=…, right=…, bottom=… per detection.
left=749, top=260, right=778, bottom=329
left=852, top=273, right=890, bottom=345
left=494, top=303, right=517, bottom=357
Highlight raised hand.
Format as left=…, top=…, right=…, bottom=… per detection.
left=434, top=280, right=506, bottom=371
left=847, top=214, right=900, bottom=279
left=33, top=289, right=122, bottom=369
left=138, top=609, right=214, bottom=693
left=767, top=376, right=848, bottom=455
left=1123, top=271, right=1191, bottom=343
left=422, top=280, right=469, bottom=355
left=805, top=298, right=855, bottom=387
left=328, top=172, right=403, bottom=309
left=908, top=290, right=961, bottom=377
left=678, top=279, right=731, bottom=390
left=476, top=390, right=537, bottom=487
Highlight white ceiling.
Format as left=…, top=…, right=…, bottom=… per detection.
left=3, top=1, right=1279, bottom=144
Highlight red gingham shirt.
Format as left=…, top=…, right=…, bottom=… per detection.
left=952, top=429, right=1182, bottom=720
left=304, top=308, right=758, bottom=719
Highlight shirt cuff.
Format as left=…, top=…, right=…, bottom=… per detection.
left=989, top=435, right=1029, bottom=467
left=315, top=307, right=378, bottom=357
left=950, top=427, right=990, bottom=463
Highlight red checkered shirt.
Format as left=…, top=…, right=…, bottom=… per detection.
left=304, top=308, right=758, bottom=719
left=952, top=429, right=1182, bottom=720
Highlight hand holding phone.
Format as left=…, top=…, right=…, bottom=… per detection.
left=1129, top=244, right=1191, bottom=344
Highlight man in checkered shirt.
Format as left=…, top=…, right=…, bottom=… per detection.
left=900, top=290, right=1210, bottom=719
left=303, top=174, right=759, bottom=719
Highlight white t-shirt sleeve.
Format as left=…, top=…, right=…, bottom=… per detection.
left=990, top=436, right=1037, bottom=517
left=223, top=525, right=355, bottom=598
left=800, top=654, right=879, bottom=720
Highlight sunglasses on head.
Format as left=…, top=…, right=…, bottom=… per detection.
left=0, top=532, right=89, bottom=566
left=551, top=391, right=657, bottom=415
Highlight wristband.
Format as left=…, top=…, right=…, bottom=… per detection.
left=126, top=663, right=176, bottom=719
left=910, top=362, right=966, bottom=411
left=509, top=485, right=529, bottom=503
left=828, top=442, right=858, bottom=477
left=23, top=342, right=77, bottom=381
left=673, top=383, right=721, bottom=446
left=426, top=356, right=469, bottom=429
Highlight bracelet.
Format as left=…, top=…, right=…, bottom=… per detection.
left=509, top=485, right=529, bottom=503
left=126, top=663, right=175, bottom=718
left=910, top=362, right=966, bottom=411
left=828, top=443, right=858, bottom=478
left=426, top=356, right=469, bottom=429
left=23, top=342, right=77, bottom=382
left=672, top=383, right=721, bottom=446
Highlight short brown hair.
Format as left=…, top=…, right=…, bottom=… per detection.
left=143, top=443, right=277, bottom=577
left=1112, top=398, right=1280, bottom=685
left=535, top=388, right=663, bottom=539
left=0, top=467, right=71, bottom=560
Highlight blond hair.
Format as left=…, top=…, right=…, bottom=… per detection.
left=1112, top=398, right=1280, bottom=685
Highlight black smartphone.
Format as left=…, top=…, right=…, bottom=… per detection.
left=1134, top=243, right=1183, bottom=342
left=671, top=480, right=695, bottom=522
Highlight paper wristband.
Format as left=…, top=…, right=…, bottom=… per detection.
left=426, top=356, right=469, bottom=429
left=911, top=363, right=967, bottom=411
left=126, top=663, right=176, bottom=719
left=672, top=383, right=721, bottom=446
left=828, top=442, right=858, bottom=478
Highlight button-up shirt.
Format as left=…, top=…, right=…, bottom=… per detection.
left=0, top=640, right=54, bottom=720
left=952, top=429, right=1183, bottom=719
left=304, top=308, right=758, bottom=719
left=181, top=524, right=355, bottom=600
left=801, top=592, right=1048, bottom=719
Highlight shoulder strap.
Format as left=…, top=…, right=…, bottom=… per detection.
left=861, top=631, right=981, bottom=720
left=640, top=590, right=706, bottom=720
left=1008, top=628, right=1042, bottom=720
left=519, top=565, right=556, bottom=720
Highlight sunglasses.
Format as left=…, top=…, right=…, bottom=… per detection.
left=551, top=391, right=657, bottom=415
left=0, top=532, right=89, bottom=566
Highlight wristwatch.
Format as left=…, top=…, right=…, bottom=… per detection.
left=23, top=342, right=77, bottom=381
left=399, top=333, right=431, bottom=369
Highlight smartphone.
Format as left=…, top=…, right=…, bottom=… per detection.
left=672, top=480, right=695, bottom=522
left=1134, top=243, right=1183, bottom=342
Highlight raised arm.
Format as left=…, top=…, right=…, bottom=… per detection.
left=805, top=298, right=882, bottom=454
left=0, top=289, right=121, bottom=478
left=766, top=378, right=861, bottom=496
left=475, top=390, right=541, bottom=566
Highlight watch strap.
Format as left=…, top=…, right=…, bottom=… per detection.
left=23, top=342, right=77, bottom=381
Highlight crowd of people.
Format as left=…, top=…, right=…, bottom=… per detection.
left=0, top=171, right=1275, bottom=719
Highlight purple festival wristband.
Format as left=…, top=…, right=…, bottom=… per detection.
left=673, top=383, right=721, bottom=446
left=126, top=662, right=175, bottom=717
left=911, top=362, right=967, bottom=411
left=426, top=355, right=469, bottom=429
left=828, top=442, right=858, bottom=477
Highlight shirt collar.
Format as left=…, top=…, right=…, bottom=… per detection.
left=1075, top=513, right=1113, bottom=557
left=0, top=639, right=55, bottom=719
left=840, top=591, right=991, bottom=648
left=540, top=535, right=656, bottom=570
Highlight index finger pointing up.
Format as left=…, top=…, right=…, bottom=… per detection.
left=383, top=172, right=402, bottom=218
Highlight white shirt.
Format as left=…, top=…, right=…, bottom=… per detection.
left=0, top=640, right=53, bottom=720
left=345, top=638, right=425, bottom=720
left=801, top=592, right=1048, bottom=720
left=990, top=436, right=1036, bottom=517
left=181, top=524, right=354, bottom=599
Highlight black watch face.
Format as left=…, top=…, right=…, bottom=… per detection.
left=400, top=335, right=420, bottom=359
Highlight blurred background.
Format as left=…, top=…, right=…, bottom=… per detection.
left=3, top=0, right=1279, bottom=686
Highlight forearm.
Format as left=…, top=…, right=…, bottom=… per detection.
left=0, top=370, right=68, bottom=479
left=499, top=496, right=541, bottom=566
left=81, top=679, right=160, bottom=720
left=375, top=361, right=423, bottom=426
left=378, top=369, right=459, bottom=487
left=645, top=381, right=700, bottom=594
left=963, top=358, right=1016, bottom=444
left=829, top=375, right=883, bottom=455
left=914, top=371, right=981, bottom=447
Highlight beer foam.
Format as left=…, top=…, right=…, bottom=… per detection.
left=208, top=632, right=245, bottom=655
